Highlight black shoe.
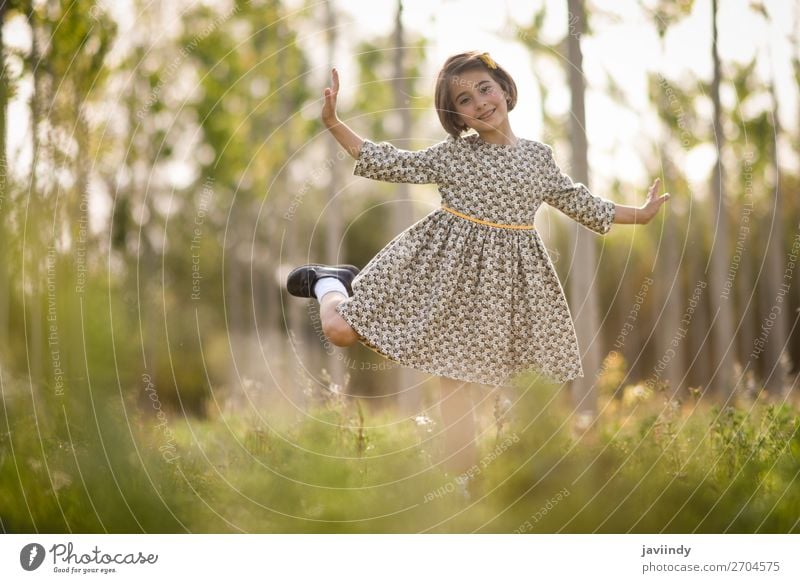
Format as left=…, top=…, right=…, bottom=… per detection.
left=334, top=264, right=360, bottom=277
left=286, top=264, right=360, bottom=298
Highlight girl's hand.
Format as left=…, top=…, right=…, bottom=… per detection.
left=639, top=178, right=670, bottom=224
left=319, top=67, right=364, bottom=158
left=322, top=67, right=340, bottom=128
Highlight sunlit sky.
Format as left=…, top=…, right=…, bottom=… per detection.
left=4, top=0, right=798, bottom=209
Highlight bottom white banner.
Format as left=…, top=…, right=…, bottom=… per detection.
left=1, top=534, right=797, bottom=582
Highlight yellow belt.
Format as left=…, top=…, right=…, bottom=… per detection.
left=441, top=205, right=535, bottom=230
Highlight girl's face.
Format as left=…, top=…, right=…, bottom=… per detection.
left=449, top=70, right=510, bottom=135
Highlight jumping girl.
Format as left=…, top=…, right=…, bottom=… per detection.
left=287, top=50, right=669, bottom=488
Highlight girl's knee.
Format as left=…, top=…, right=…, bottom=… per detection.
left=323, top=316, right=357, bottom=347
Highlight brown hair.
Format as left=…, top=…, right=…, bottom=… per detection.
left=434, top=51, right=518, bottom=138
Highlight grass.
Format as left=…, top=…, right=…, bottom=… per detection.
left=1, top=369, right=799, bottom=533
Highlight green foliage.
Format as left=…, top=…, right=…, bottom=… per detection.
left=45, top=0, right=117, bottom=102
left=651, top=0, right=695, bottom=39
left=0, top=381, right=202, bottom=532
left=352, top=39, right=430, bottom=142
left=182, top=0, right=314, bottom=198
left=4, top=371, right=797, bottom=533
left=647, top=73, right=706, bottom=148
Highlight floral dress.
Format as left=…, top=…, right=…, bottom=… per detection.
left=335, top=133, right=616, bottom=387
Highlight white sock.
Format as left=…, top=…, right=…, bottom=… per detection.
left=314, top=277, right=348, bottom=302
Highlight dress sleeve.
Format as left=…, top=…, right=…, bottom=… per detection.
left=540, top=145, right=616, bottom=235
left=353, top=138, right=448, bottom=184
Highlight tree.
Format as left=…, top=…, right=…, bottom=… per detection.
left=649, top=0, right=694, bottom=399
left=753, top=2, right=788, bottom=394
left=180, top=0, right=315, bottom=407
left=510, top=1, right=612, bottom=414
left=389, top=0, right=422, bottom=412
left=707, top=0, right=735, bottom=401
left=0, top=0, right=12, bottom=362
left=564, top=0, right=603, bottom=417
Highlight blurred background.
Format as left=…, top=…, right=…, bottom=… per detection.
left=0, top=0, right=798, bottom=533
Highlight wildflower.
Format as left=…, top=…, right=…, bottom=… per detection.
left=573, top=411, right=595, bottom=433
left=413, top=414, right=435, bottom=433
left=622, top=383, right=652, bottom=407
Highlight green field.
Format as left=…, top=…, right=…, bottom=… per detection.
left=3, top=371, right=798, bottom=534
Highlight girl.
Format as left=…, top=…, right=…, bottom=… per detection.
left=287, top=51, right=669, bottom=488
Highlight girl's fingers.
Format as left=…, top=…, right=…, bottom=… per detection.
left=332, top=67, right=339, bottom=92
left=655, top=193, right=669, bottom=209
left=647, top=178, right=660, bottom=199
left=323, top=81, right=337, bottom=120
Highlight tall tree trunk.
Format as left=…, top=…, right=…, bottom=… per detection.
left=227, top=204, right=245, bottom=385
left=658, top=163, right=685, bottom=398
left=687, top=217, right=711, bottom=392
left=566, top=0, right=601, bottom=416
left=736, top=147, right=756, bottom=380
left=285, top=19, right=311, bottom=405
left=259, top=201, right=281, bottom=388
left=793, top=5, right=800, bottom=353
left=0, top=0, right=9, bottom=361
left=253, top=12, right=282, bottom=400
left=707, top=0, right=735, bottom=402
left=71, top=96, right=91, bottom=387
left=736, top=222, right=755, bottom=374
left=26, top=4, right=44, bottom=387
left=759, top=16, right=788, bottom=394
left=654, top=38, right=685, bottom=398
left=391, top=0, right=421, bottom=413
left=126, top=40, right=158, bottom=383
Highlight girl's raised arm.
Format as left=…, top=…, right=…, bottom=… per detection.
left=322, top=67, right=364, bottom=159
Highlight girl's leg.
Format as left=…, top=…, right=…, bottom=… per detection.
left=439, top=376, right=478, bottom=476
left=320, top=292, right=359, bottom=347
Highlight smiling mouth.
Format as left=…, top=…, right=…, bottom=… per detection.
left=477, top=108, right=495, bottom=121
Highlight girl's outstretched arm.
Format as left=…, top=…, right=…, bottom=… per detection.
left=613, top=178, right=670, bottom=225
left=322, top=67, right=363, bottom=159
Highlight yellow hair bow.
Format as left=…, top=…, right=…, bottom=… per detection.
left=478, top=52, right=497, bottom=69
